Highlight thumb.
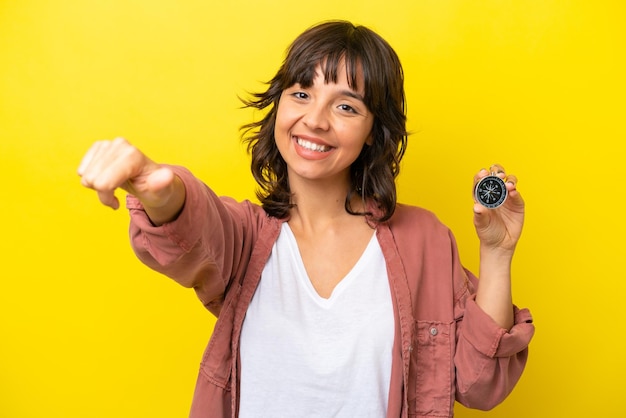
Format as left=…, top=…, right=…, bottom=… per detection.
left=127, top=166, right=179, bottom=209
left=146, top=166, right=176, bottom=193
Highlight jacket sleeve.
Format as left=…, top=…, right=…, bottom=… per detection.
left=125, top=165, right=259, bottom=316
left=453, top=264, right=535, bottom=410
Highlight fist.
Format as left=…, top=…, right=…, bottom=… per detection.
left=77, top=137, right=175, bottom=210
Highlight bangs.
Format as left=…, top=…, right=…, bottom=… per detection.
left=279, top=25, right=366, bottom=94
left=284, top=50, right=361, bottom=92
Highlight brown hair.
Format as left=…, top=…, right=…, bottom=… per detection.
left=241, top=20, right=407, bottom=222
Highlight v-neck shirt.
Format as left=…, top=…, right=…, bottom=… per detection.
left=239, top=222, right=394, bottom=417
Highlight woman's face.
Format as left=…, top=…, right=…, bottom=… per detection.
left=274, top=60, right=374, bottom=190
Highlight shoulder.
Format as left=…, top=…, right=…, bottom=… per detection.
left=387, top=203, right=450, bottom=235
left=378, top=203, right=459, bottom=256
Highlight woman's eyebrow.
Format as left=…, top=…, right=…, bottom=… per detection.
left=340, top=90, right=365, bottom=102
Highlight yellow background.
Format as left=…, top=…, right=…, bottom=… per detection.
left=1, top=1, right=624, bottom=417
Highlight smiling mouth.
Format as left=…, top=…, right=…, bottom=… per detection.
left=295, top=136, right=332, bottom=152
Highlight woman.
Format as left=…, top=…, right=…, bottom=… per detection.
left=78, top=20, right=534, bottom=418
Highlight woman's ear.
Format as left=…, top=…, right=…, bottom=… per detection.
left=365, top=132, right=374, bottom=146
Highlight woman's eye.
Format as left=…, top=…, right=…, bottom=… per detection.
left=293, top=92, right=308, bottom=100
left=338, top=104, right=356, bottom=113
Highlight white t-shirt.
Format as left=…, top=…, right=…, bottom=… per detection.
left=239, top=223, right=394, bottom=417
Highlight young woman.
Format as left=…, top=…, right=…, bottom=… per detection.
left=78, top=20, right=534, bottom=418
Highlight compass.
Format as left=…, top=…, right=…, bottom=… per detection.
left=474, top=175, right=507, bottom=209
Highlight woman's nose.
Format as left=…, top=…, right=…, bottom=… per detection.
left=302, top=103, right=330, bottom=131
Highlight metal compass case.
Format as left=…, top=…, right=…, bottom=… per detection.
left=474, top=175, right=507, bottom=209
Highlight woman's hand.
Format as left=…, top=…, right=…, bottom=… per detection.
left=472, top=164, right=525, bottom=254
left=472, top=164, right=524, bottom=330
left=77, top=137, right=185, bottom=225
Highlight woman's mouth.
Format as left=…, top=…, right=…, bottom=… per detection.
left=295, top=136, right=332, bottom=153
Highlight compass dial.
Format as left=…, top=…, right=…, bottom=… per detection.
left=474, top=175, right=507, bottom=209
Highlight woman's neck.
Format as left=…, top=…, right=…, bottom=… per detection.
left=287, top=177, right=364, bottom=233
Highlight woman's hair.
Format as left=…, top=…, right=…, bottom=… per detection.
left=241, top=20, right=407, bottom=222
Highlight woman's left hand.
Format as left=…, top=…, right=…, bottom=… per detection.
left=473, top=164, right=525, bottom=253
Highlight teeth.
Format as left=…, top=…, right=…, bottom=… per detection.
left=296, top=137, right=331, bottom=152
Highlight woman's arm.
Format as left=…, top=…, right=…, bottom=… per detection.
left=78, top=138, right=257, bottom=316
left=472, top=165, right=525, bottom=330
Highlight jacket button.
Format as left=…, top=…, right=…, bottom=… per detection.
left=430, top=327, right=438, bottom=336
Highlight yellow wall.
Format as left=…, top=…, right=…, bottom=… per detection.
left=1, top=1, right=624, bottom=416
